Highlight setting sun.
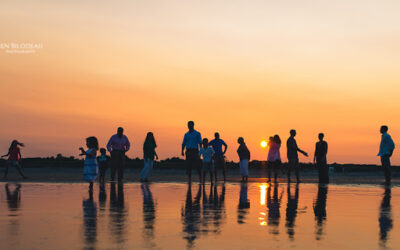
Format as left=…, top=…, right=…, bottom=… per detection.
left=260, top=140, right=268, bottom=148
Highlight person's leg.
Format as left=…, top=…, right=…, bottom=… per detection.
left=15, top=162, right=27, bottom=179
left=3, top=162, right=9, bottom=179
left=214, top=157, right=218, bottom=183
left=274, top=161, right=279, bottom=183
left=267, top=162, right=272, bottom=181
left=118, top=152, right=125, bottom=182
left=140, top=159, right=148, bottom=180
left=317, top=160, right=322, bottom=183
left=295, top=159, right=300, bottom=182
left=186, top=151, right=192, bottom=183
left=110, top=151, right=117, bottom=181
left=147, top=160, right=154, bottom=180
left=245, top=160, right=249, bottom=182
left=222, top=157, right=226, bottom=181
left=381, top=156, right=391, bottom=185
left=287, top=159, right=292, bottom=182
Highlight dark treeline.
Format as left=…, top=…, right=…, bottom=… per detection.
left=1, top=156, right=399, bottom=173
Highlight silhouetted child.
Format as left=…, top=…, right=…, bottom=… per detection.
left=80, top=137, right=99, bottom=191
left=268, top=135, right=282, bottom=183
left=1, top=140, right=28, bottom=179
left=237, top=137, right=250, bottom=182
left=97, top=148, right=110, bottom=186
left=199, top=138, right=215, bottom=184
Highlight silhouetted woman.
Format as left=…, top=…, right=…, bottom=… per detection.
left=140, top=132, right=159, bottom=182
left=267, top=135, right=282, bottom=183
left=80, top=136, right=99, bottom=191
left=237, top=137, right=250, bottom=182
left=1, top=140, right=27, bottom=179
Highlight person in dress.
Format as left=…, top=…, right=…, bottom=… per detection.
left=1, top=140, right=28, bottom=179
left=237, top=137, right=250, bottom=182
left=199, top=138, right=215, bottom=184
left=140, top=132, right=158, bottom=182
left=314, top=133, right=329, bottom=183
left=267, top=135, right=282, bottom=183
left=80, top=136, right=99, bottom=191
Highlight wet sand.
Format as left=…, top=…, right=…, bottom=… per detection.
left=0, top=167, right=399, bottom=185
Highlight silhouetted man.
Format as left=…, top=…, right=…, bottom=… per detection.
left=182, top=121, right=202, bottom=183
left=209, top=132, right=228, bottom=182
left=107, top=127, right=131, bottom=182
left=314, top=133, right=329, bottom=183
left=286, top=129, right=308, bottom=183
left=378, top=125, right=395, bottom=185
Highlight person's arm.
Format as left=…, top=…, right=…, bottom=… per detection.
left=298, top=148, right=308, bottom=157
left=222, top=141, right=228, bottom=154
left=106, top=136, right=113, bottom=152
left=182, top=134, right=186, bottom=156
left=1, top=151, right=9, bottom=158
left=388, top=135, right=395, bottom=156
left=125, top=136, right=131, bottom=152
left=198, top=133, right=202, bottom=151
left=154, top=150, right=159, bottom=160
left=79, top=147, right=86, bottom=156
left=313, top=143, right=317, bottom=164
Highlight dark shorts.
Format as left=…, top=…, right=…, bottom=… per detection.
left=185, top=149, right=200, bottom=171
left=213, top=155, right=225, bottom=168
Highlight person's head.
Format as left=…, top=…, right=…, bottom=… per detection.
left=9, top=140, right=23, bottom=152
left=214, top=132, right=220, bottom=140
left=145, top=132, right=156, bottom=145
left=203, top=138, right=209, bottom=147
left=237, top=137, right=244, bottom=144
left=100, top=148, right=107, bottom=155
left=380, top=125, right=388, bottom=134
left=187, top=121, right=194, bottom=131
left=117, top=127, right=124, bottom=137
left=86, top=136, right=99, bottom=150
left=318, top=133, right=325, bottom=141
left=290, top=129, right=296, bottom=137
left=273, top=135, right=281, bottom=144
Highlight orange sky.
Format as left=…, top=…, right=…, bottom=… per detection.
left=1, top=0, right=400, bottom=164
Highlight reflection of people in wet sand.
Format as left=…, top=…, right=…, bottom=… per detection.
left=237, top=182, right=250, bottom=224
left=109, top=183, right=127, bottom=246
left=267, top=183, right=283, bottom=235
left=313, top=184, right=328, bottom=240
left=181, top=184, right=202, bottom=249
left=141, top=183, right=156, bottom=243
left=83, top=188, right=97, bottom=248
left=285, top=184, right=299, bottom=240
left=379, top=187, right=392, bottom=247
left=2, top=140, right=28, bottom=179
left=5, top=184, right=22, bottom=211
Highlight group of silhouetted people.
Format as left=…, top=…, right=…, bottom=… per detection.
left=0, top=123, right=396, bottom=187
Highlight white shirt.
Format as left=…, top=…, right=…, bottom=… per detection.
left=199, top=147, right=215, bottom=163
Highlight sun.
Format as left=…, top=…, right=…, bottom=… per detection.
left=260, top=140, right=268, bottom=148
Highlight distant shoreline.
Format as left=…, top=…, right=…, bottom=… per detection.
left=0, top=166, right=399, bottom=185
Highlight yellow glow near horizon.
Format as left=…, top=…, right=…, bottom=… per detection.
left=260, top=140, right=268, bottom=148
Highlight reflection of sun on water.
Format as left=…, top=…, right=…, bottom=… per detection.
left=259, top=184, right=268, bottom=226
left=260, top=140, right=267, bottom=148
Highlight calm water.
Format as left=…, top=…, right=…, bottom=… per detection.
left=0, top=182, right=399, bottom=250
